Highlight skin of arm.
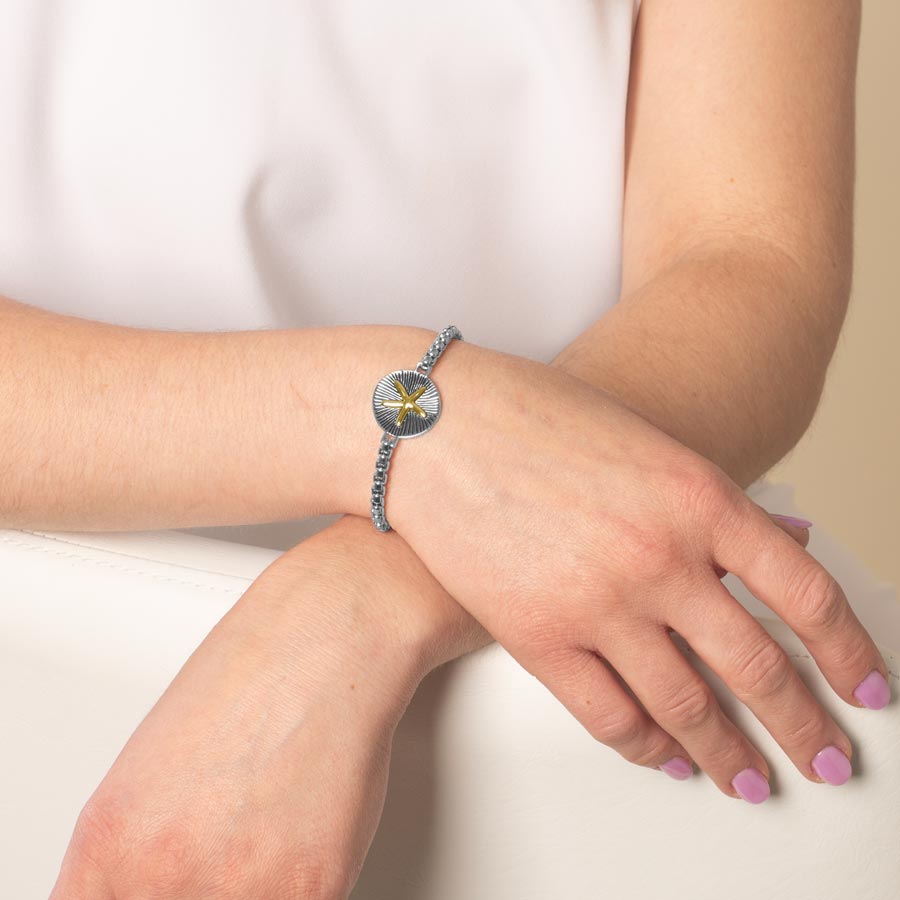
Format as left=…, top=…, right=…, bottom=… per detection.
left=339, top=0, right=868, bottom=796
left=549, top=0, right=860, bottom=490
left=401, top=0, right=860, bottom=690
left=0, top=3, right=856, bottom=533
left=0, top=302, right=451, bottom=531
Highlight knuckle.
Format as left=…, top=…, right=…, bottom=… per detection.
left=273, top=848, right=348, bottom=900
left=130, top=821, right=203, bottom=891
left=732, top=637, right=793, bottom=700
left=629, top=739, right=676, bottom=769
left=203, top=833, right=257, bottom=897
left=604, top=517, right=694, bottom=592
left=498, top=598, right=565, bottom=658
left=790, top=563, right=845, bottom=631
left=666, top=457, right=734, bottom=525
left=70, top=792, right=128, bottom=866
left=777, top=711, right=824, bottom=748
left=633, top=527, right=686, bottom=581
left=589, top=707, right=647, bottom=749
left=834, top=631, right=875, bottom=673
left=659, top=682, right=717, bottom=731
left=698, top=735, right=747, bottom=771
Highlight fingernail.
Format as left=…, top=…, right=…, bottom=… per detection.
left=771, top=513, right=813, bottom=529
left=853, top=669, right=891, bottom=709
left=811, top=745, right=852, bottom=786
left=658, top=757, right=694, bottom=780
left=731, top=767, right=770, bottom=804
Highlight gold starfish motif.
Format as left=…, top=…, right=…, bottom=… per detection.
left=381, top=379, right=428, bottom=426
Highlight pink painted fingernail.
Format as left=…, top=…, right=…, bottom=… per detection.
left=853, top=669, right=891, bottom=709
left=659, top=757, right=693, bottom=780
left=771, top=513, right=813, bottom=529
left=811, top=746, right=852, bottom=786
left=731, top=767, right=770, bottom=804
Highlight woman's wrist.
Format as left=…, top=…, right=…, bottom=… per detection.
left=334, top=327, right=490, bottom=527
left=279, top=514, right=491, bottom=697
left=379, top=340, right=545, bottom=540
left=0, top=300, right=448, bottom=531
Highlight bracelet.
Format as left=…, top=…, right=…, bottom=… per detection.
left=370, top=325, right=464, bottom=532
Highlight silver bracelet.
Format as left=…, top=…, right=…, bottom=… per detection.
left=370, top=325, right=463, bottom=532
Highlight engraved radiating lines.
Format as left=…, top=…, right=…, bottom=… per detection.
left=372, top=369, right=441, bottom=438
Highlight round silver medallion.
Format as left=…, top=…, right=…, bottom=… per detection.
left=372, top=369, right=441, bottom=438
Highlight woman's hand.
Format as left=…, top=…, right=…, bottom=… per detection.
left=386, top=342, right=891, bottom=801
left=49, top=514, right=489, bottom=900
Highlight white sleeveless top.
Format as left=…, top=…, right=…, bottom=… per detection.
left=0, top=0, right=640, bottom=365
left=0, top=0, right=645, bottom=547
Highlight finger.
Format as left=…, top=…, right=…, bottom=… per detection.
left=713, top=496, right=891, bottom=710
left=713, top=512, right=809, bottom=578
left=669, top=575, right=854, bottom=786
left=539, top=647, right=696, bottom=779
left=605, top=628, right=771, bottom=802
left=768, top=512, right=812, bottom=549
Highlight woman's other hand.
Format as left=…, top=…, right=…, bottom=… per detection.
left=384, top=342, right=891, bottom=801
left=49, top=514, right=489, bottom=900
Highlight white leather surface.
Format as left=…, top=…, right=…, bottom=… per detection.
left=2, top=478, right=899, bottom=898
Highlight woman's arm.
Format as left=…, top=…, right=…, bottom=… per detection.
left=0, top=295, right=476, bottom=531
left=48, top=514, right=492, bottom=900
left=4, top=2, right=854, bottom=533
left=354, top=4, right=884, bottom=806
left=552, top=0, right=860, bottom=488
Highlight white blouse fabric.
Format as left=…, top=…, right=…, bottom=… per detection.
left=0, top=0, right=639, bottom=360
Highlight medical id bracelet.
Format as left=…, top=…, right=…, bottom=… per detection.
left=370, top=325, right=463, bottom=532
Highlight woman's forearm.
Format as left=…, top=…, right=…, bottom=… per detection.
left=549, top=238, right=850, bottom=489
left=1, top=237, right=839, bottom=531
left=0, top=295, right=471, bottom=531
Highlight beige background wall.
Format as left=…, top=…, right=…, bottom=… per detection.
left=768, top=0, right=899, bottom=588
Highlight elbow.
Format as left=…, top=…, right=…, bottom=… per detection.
left=738, top=262, right=850, bottom=486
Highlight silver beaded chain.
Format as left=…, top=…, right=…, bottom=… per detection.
left=370, top=325, right=463, bottom=532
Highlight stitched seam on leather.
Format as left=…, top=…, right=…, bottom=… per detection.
left=0, top=534, right=247, bottom=595
left=7, top=529, right=260, bottom=585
